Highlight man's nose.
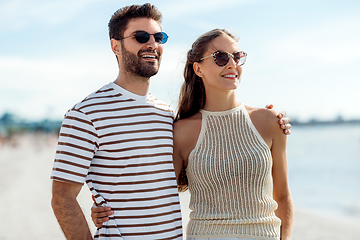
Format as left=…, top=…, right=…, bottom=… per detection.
left=145, top=35, right=158, bottom=50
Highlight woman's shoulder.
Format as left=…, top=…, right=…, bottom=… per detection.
left=174, top=112, right=201, bottom=128
left=173, top=113, right=202, bottom=159
left=174, top=113, right=202, bottom=139
left=244, top=105, right=279, bottom=129
left=244, top=105, right=285, bottom=146
left=245, top=105, right=277, bottom=117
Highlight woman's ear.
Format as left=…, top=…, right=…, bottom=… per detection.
left=193, top=62, right=204, bottom=78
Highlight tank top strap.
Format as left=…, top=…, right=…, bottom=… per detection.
left=199, top=103, right=244, bottom=116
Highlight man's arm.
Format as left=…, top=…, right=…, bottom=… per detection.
left=51, top=180, right=93, bottom=240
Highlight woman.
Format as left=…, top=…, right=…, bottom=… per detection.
left=173, top=29, right=293, bottom=240
left=92, top=29, right=293, bottom=240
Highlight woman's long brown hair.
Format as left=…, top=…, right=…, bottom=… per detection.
left=175, top=29, right=237, bottom=121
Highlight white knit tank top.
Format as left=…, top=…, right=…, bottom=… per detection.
left=186, top=104, right=281, bottom=240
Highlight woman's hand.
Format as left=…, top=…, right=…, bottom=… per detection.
left=90, top=204, right=114, bottom=228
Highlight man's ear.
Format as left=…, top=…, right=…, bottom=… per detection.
left=193, top=62, right=204, bottom=78
left=110, top=39, right=121, bottom=56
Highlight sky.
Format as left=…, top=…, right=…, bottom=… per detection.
left=0, top=0, right=359, bottom=122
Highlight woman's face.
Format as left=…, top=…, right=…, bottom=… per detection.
left=195, top=34, right=243, bottom=92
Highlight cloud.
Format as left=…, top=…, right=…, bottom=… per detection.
left=0, top=50, right=117, bottom=119
left=268, top=15, right=360, bottom=66
left=0, top=44, right=188, bottom=119
left=234, top=13, right=360, bottom=121
left=1, top=0, right=359, bottom=121
left=0, top=0, right=101, bottom=31
left=159, top=0, right=256, bottom=20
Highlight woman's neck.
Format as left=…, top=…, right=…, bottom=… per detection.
left=202, top=89, right=240, bottom=111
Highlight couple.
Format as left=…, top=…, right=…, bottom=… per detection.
left=51, top=3, right=293, bottom=240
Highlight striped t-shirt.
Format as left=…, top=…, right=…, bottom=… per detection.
left=51, top=82, right=183, bottom=240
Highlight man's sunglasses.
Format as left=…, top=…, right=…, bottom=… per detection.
left=118, top=31, right=169, bottom=44
left=199, top=50, right=247, bottom=67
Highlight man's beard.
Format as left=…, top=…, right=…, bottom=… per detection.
left=120, top=41, right=161, bottom=78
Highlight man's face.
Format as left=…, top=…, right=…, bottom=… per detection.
left=119, top=18, right=163, bottom=78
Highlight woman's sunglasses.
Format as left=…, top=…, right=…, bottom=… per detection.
left=199, top=50, right=247, bottom=67
left=118, top=31, right=169, bottom=44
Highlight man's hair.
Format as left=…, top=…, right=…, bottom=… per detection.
left=108, top=3, right=162, bottom=40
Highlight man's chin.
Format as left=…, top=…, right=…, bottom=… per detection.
left=139, top=65, right=159, bottom=78
left=139, top=72, right=158, bottom=78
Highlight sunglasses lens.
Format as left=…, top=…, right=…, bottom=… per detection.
left=233, top=52, right=242, bottom=65
left=214, top=52, right=229, bottom=66
left=135, top=31, right=150, bottom=43
left=153, top=33, right=161, bottom=43
left=160, top=32, right=168, bottom=44
left=152, top=32, right=163, bottom=44
left=134, top=31, right=168, bottom=44
left=237, top=52, right=247, bottom=66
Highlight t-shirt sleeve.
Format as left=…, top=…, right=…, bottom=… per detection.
left=51, top=108, right=98, bottom=185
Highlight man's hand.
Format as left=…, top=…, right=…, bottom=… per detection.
left=91, top=204, right=114, bottom=228
left=265, top=104, right=291, bottom=135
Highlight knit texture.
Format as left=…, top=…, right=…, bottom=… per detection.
left=186, top=104, right=281, bottom=240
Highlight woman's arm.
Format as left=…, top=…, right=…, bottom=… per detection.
left=90, top=204, right=114, bottom=228
left=89, top=121, right=190, bottom=227
left=173, top=115, right=202, bottom=191
left=270, top=112, right=294, bottom=240
left=173, top=121, right=188, bottom=192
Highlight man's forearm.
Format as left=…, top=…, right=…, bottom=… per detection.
left=52, top=195, right=93, bottom=240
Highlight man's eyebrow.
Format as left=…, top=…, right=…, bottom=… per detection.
left=123, top=30, right=141, bottom=36
left=131, top=30, right=144, bottom=34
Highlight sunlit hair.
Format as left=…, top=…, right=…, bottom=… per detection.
left=108, top=3, right=162, bottom=40
left=175, top=29, right=238, bottom=121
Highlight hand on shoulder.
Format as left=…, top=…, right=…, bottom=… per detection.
left=246, top=105, right=279, bottom=127
left=246, top=105, right=285, bottom=148
left=265, top=104, right=291, bottom=135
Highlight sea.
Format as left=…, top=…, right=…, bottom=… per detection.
left=287, top=124, right=360, bottom=222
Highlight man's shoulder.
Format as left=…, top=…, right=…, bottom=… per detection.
left=68, top=82, right=130, bottom=112
left=61, top=82, right=118, bottom=118
left=147, top=93, right=173, bottom=114
left=75, top=82, right=117, bottom=106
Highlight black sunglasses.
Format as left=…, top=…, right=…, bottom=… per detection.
left=118, top=31, right=169, bottom=44
left=199, top=50, right=247, bottom=67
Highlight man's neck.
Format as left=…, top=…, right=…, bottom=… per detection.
left=114, top=72, right=150, bottom=96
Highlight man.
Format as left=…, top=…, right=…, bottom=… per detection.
left=51, top=4, right=182, bottom=240
left=51, top=3, right=291, bottom=240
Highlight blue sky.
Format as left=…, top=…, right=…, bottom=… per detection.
left=1, top=0, right=359, bottom=121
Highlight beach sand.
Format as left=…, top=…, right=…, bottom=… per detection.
left=0, top=134, right=359, bottom=240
